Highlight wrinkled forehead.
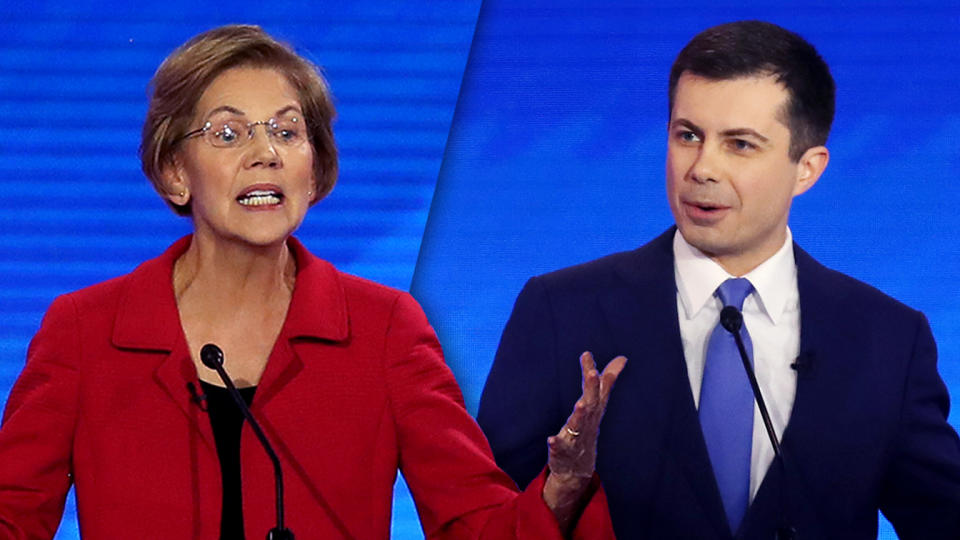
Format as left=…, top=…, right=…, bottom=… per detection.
left=193, top=66, right=303, bottom=122
left=202, top=104, right=303, bottom=123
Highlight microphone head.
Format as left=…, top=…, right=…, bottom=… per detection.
left=200, top=344, right=224, bottom=369
left=720, top=305, right=743, bottom=334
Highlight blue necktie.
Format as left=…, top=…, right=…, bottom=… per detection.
left=699, top=278, right=754, bottom=533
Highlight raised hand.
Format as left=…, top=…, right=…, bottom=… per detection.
left=542, top=351, right=627, bottom=531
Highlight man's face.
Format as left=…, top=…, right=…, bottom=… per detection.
left=666, top=72, right=826, bottom=275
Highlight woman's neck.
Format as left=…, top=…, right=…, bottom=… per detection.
left=173, top=233, right=296, bottom=309
left=173, top=233, right=297, bottom=388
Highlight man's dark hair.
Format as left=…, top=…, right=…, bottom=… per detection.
left=669, top=20, right=835, bottom=161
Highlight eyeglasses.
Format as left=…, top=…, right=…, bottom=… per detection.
left=179, top=116, right=306, bottom=148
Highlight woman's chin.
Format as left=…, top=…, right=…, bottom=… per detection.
left=195, top=225, right=297, bottom=251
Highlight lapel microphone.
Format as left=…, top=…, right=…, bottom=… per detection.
left=720, top=307, right=798, bottom=540
left=186, top=381, right=208, bottom=411
left=790, top=351, right=815, bottom=377
left=200, top=343, right=294, bottom=540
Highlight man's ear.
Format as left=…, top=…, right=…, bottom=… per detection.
left=160, top=157, right=190, bottom=206
left=793, top=145, right=829, bottom=197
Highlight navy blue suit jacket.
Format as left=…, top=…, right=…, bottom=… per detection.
left=478, top=228, right=960, bottom=539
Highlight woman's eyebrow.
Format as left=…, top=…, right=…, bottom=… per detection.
left=205, top=105, right=245, bottom=117
left=274, top=104, right=302, bottom=116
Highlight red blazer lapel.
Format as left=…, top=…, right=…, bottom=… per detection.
left=110, top=235, right=216, bottom=452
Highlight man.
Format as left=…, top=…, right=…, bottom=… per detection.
left=477, top=20, right=960, bottom=539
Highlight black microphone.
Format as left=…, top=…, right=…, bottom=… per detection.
left=719, top=306, right=781, bottom=459
left=186, top=381, right=208, bottom=411
left=790, top=351, right=815, bottom=377
left=719, top=306, right=797, bottom=540
left=200, top=344, right=294, bottom=540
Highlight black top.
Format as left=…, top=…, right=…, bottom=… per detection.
left=201, top=381, right=257, bottom=540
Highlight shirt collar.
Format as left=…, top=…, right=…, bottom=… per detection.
left=673, top=228, right=797, bottom=325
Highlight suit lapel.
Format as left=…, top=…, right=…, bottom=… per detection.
left=777, top=245, right=830, bottom=462
left=775, top=245, right=850, bottom=495
left=111, top=235, right=217, bottom=452
left=599, top=228, right=731, bottom=538
left=739, top=244, right=849, bottom=537
left=251, top=237, right=349, bottom=410
left=111, top=236, right=350, bottom=426
left=153, top=336, right=216, bottom=452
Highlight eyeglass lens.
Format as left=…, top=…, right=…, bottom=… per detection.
left=204, top=115, right=305, bottom=148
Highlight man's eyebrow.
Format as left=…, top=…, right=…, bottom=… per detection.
left=671, top=118, right=770, bottom=144
left=671, top=118, right=703, bottom=136
left=720, top=128, right=770, bottom=143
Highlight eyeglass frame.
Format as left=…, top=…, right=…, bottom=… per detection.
left=177, top=116, right=306, bottom=148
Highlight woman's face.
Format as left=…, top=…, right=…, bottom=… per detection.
left=168, top=67, right=316, bottom=248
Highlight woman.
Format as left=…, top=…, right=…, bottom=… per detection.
left=0, top=25, right=626, bottom=539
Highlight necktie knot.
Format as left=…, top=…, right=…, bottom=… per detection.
left=717, top=278, right=753, bottom=310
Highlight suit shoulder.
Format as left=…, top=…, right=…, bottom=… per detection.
left=533, top=229, right=672, bottom=292
left=841, top=273, right=916, bottom=313
left=338, top=271, right=403, bottom=303
left=798, top=250, right=922, bottom=323
left=293, top=238, right=409, bottom=313
left=535, top=249, right=642, bottom=292
left=336, top=271, right=424, bottom=320
left=49, top=271, right=131, bottom=315
left=44, top=239, right=186, bottom=317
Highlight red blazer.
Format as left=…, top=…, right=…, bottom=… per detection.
left=0, top=236, right=613, bottom=539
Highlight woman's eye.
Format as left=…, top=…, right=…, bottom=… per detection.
left=215, top=125, right=239, bottom=144
left=272, top=119, right=303, bottom=144
left=277, top=128, right=301, bottom=142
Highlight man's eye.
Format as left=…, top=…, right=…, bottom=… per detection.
left=731, top=139, right=756, bottom=151
left=678, top=131, right=700, bottom=143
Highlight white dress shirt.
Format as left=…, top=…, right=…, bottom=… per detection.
left=673, top=228, right=800, bottom=501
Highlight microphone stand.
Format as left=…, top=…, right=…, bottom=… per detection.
left=720, top=307, right=797, bottom=540
left=201, top=344, right=295, bottom=540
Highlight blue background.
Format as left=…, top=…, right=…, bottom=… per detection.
left=2, top=1, right=959, bottom=538
left=413, top=1, right=960, bottom=539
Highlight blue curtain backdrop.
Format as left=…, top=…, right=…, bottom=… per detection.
left=413, top=2, right=960, bottom=539
left=0, top=1, right=479, bottom=538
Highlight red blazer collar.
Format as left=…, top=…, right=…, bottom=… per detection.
left=111, top=235, right=350, bottom=351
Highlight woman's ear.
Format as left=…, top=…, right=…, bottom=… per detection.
left=160, top=158, right=190, bottom=206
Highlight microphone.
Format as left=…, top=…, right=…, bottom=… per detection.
left=186, top=381, right=208, bottom=410
left=719, top=306, right=781, bottom=459
left=719, top=307, right=797, bottom=540
left=790, top=351, right=815, bottom=377
left=200, top=344, right=294, bottom=540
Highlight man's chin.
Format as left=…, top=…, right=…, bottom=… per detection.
left=676, top=225, right=731, bottom=258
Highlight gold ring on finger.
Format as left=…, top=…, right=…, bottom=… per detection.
left=565, top=427, right=581, bottom=437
